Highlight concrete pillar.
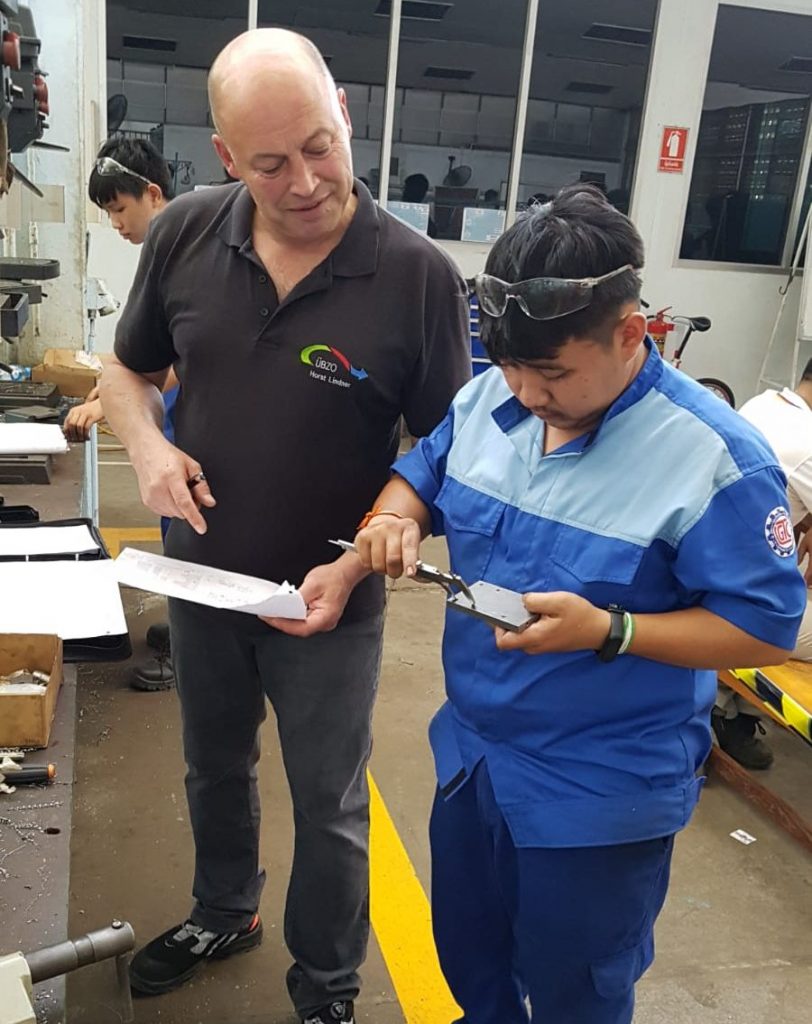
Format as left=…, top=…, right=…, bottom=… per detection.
left=12, top=0, right=106, bottom=363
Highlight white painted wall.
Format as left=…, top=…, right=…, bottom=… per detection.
left=71, top=0, right=812, bottom=399
left=10, top=0, right=100, bottom=362
left=436, top=0, right=812, bottom=404
left=628, top=0, right=810, bottom=406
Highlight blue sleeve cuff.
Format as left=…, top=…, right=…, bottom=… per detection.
left=677, top=467, right=808, bottom=650
left=702, top=590, right=806, bottom=651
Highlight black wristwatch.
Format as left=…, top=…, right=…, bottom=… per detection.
left=596, top=604, right=625, bottom=663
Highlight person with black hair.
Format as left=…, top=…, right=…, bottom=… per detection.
left=67, top=136, right=178, bottom=692
left=88, top=137, right=173, bottom=245
left=713, top=359, right=812, bottom=768
left=402, top=172, right=429, bottom=202
left=353, top=184, right=805, bottom=1024
left=401, top=172, right=437, bottom=237
left=68, top=140, right=175, bottom=445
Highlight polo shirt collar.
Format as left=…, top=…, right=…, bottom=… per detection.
left=599, top=335, right=663, bottom=430
left=216, top=183, right=254, bottom=251
left=331, top=179, right=380, bottom=277
left=215, top=178, right=379, bottom=278
left=779, top=387, right=810, bottom=412
left=491, top=336, right=663, bottom=454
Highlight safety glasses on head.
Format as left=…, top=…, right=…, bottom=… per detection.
left=472, top=265, right=637, bottom=321
left=95, top=156, right=153, bottom=187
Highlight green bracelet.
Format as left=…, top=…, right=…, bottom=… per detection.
left=618, top=611, right=635, bottom=655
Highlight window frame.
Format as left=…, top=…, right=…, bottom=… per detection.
left=675, top=0, right=812, bottom=273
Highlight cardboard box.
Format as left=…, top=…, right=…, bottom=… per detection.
left=31, top=349, right=99, bottom=398
left=0, top=634, right=63, bottom=748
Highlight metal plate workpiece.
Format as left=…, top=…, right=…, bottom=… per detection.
left=447, top=580, right=540, bottom=633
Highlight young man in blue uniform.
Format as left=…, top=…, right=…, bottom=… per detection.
left=353, top=185, right=806, bottom=1024
left=64, top=138, right=178, bottom=690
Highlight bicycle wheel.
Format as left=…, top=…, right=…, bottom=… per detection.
left=698, top=377, right=736, bottom=407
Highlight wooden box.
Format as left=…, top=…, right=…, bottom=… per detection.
left=0, top=634, right=63, bottom=747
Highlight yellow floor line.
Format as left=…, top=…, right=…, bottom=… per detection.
left=369, top=771, right=460, bottom=1024
left=100, top=526, right=162, bottom=558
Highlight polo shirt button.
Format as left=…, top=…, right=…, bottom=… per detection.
left=260, top=306, right=270, bottom=317
left=258, top=274, right=267, bottom=283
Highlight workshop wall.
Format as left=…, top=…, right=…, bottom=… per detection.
left=630, top=0, right=809, bottom=405
left=6, top=0, right=107, bottom=364
left=83, top=0, right=812, bottom=402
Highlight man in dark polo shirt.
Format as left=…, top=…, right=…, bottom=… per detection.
left=99, top=28, right=470, bottom=1024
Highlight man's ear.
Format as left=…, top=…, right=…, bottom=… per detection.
left=147, top=182, right=164, bottom=206
left=618, top=308, right=648, bottom=359
left=336, top=87, right=353, bottom=141
left=212, top=134, right=238, bottom=178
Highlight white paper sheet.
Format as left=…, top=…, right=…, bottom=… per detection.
left=0, top=423, right=68, bottom=455
left=0, top=523, right=100, bottom=557
left=0, top=560, right=127, bottom=638
left=114, top=548, right=307, bottom=619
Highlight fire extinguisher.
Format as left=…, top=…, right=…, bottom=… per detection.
left=647, top=307, right=674, bottom=356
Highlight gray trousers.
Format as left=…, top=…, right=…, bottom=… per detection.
left=168, top=597, right=384, bottom=1015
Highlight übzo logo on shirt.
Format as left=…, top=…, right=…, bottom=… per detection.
left=300, top=344, right=368, bottom=389
left=765, top=506, right=794, bottom=557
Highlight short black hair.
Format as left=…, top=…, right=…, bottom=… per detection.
left=481, top=183, right=644, bottom=365
left=402, top=173, right=429, bottom=203
left=88, top=138, right=172, bottom=207
left=802, top=358, right=812, bottom=382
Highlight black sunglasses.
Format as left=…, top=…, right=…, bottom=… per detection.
left=471, top=265, right=637, bottom=321
left=95, top=156, right=153, bottom=187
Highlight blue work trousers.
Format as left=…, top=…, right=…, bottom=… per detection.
left=430, top=761, right=674, bottom=1024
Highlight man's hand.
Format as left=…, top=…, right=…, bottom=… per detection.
left=355, top=514, right=422, bottom=578
left=262, top=559, right=359, bottom=637
left=495, top=591, right=610, bottom=656
left=63, top=391, right=104, bottom=442
left=131, top=436, right=216, bottom=535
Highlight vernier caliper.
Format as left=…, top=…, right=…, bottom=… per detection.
left=329, top=540, right=538, bottom=633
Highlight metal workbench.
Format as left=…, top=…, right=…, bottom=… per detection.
left=1, top=444, right=87, bottom=1022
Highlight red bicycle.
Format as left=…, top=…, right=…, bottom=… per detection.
left=646, top=306, right=735, bottom=407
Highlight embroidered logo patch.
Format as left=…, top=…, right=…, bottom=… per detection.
left=299, top=344, right=368, bottom=389
left=765, top=506, right=794, bottom=557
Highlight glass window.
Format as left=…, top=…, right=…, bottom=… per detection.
left=680, top=5, right=811, bottom=266
left=387, top=4, right=526, bottom=241
left=257, top=0, right=390, bottom=199
left=106, top=1, right=251, bottom=193
left=517, top=1, right=657, bottom=217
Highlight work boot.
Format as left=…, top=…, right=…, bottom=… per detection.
left=129, top=914, right=263, bottom=995
left=712, top=709, right=774, bottom=770
left=145, top=621, right=171, bottom=653
left=129, top=652, right=175, bottom=692
left=302, top=1002, right=355, bottom=1024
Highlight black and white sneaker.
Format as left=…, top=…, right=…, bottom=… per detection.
left=129, top=914, right=263, bottom=995
left=302, top=1001, right=355, bottom=1024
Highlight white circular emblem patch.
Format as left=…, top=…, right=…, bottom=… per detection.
left=765, top=506, right=794, bottom=557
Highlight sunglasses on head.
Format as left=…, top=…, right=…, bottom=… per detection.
left=95, top=156, right=153, bottom=187
left=472, top=265, right=637, bottom=321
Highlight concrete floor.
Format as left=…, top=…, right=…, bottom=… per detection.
left=66, top=450, right=812, bottom=1023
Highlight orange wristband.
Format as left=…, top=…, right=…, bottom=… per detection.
left=357, top=507, right=406, bottom=530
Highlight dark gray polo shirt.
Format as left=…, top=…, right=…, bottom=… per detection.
left=115, top=180, right=471, bottom=620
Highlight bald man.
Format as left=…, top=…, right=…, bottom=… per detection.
left=99, top=29, right=470, bottom=1024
